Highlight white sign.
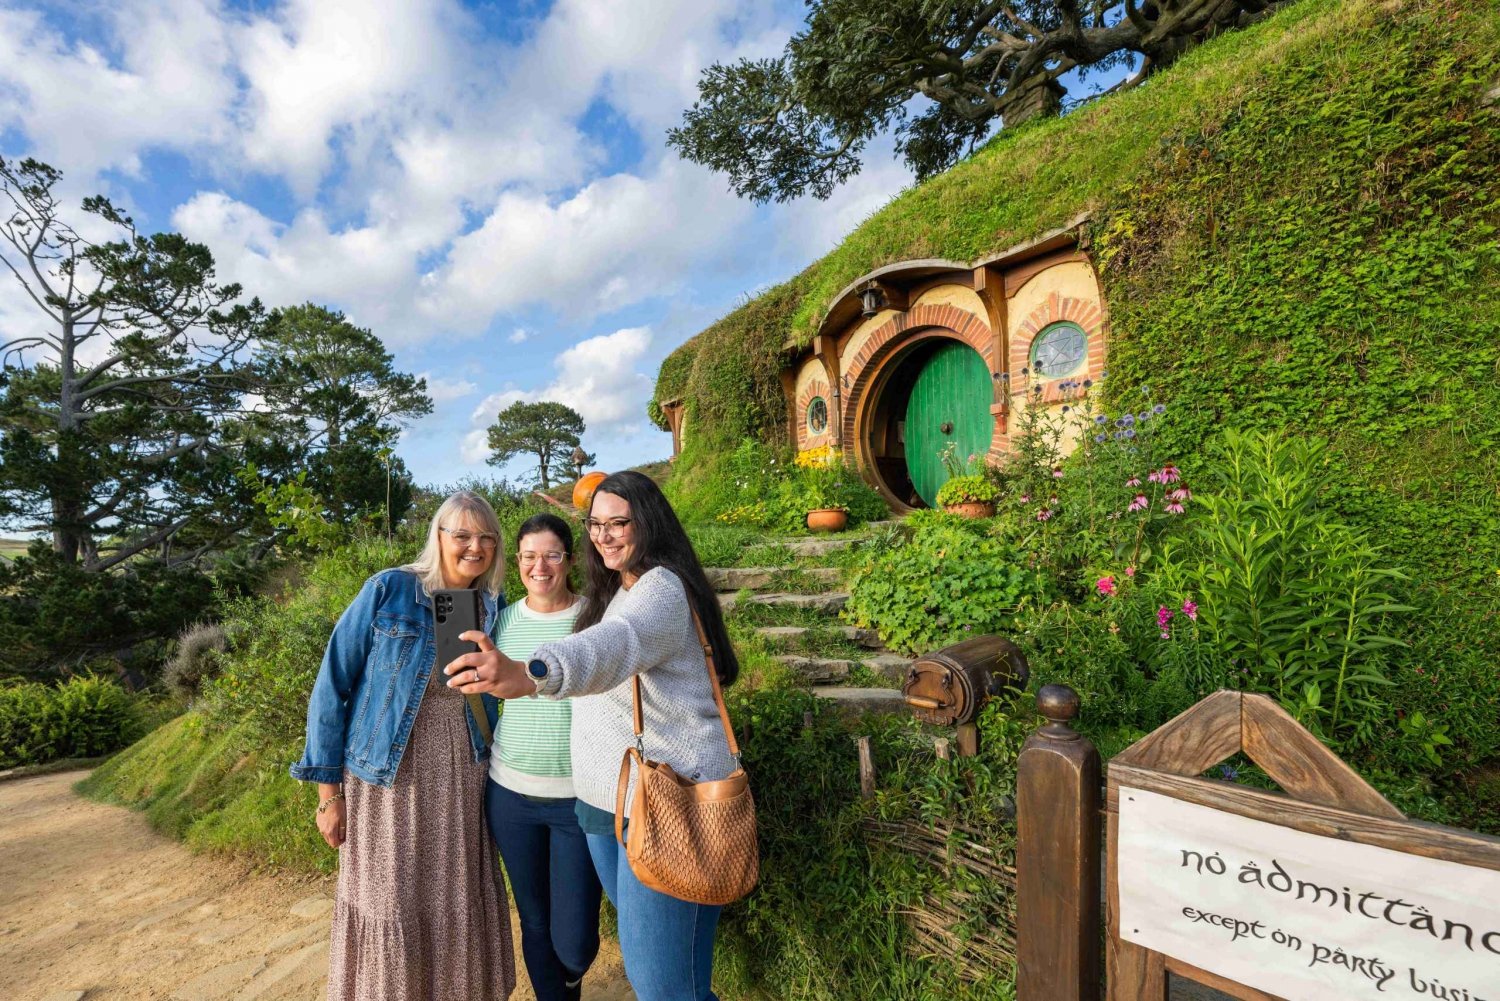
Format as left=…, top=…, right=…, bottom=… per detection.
left=1118, top=786, right=1500, bottom=1001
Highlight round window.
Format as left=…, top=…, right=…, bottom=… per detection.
left=1030, top=322, right=1088, bottom=379
left=806, top=396, right=829, bottom=435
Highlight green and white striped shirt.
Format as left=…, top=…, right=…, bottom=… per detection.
left=488, top=596, right=584, bottom=797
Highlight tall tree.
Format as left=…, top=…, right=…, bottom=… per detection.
left=0, top=157, right=263, bottom=569
left=254, top=303, right=432, bottom=450
left=668, top=0, right=1283, bottom=202
left=485, top=401, right=586, bottom=490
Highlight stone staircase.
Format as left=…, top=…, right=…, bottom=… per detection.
left=706, top=530, right=911, bottom=714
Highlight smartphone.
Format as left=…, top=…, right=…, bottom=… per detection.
left=433, top=588, right=484, bottom=676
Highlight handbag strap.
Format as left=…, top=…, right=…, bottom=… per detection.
left=466, top=693, right=492, bottom=745
left=630, top=607, right=740, bottom=759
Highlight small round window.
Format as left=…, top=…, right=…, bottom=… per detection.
left=806, top=397, right=829, bottom=435
left=1030, top=322, right=1088, bottom=379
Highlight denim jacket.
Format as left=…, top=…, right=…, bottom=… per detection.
left=289, top=568, right=502, bottom=788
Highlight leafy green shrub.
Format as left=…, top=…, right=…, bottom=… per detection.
left=0, top=674, right=148, bottom=768
left=686, top=522, right=762, bottom=567
left=202, top=536, right=408, bottom=755
left=842, top=513, right=1047, bottom=655
left=935, top=475, right=997, bottom=507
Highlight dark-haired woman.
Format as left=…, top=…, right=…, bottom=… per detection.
left=486, top=513, right=602, bottom=1001
left=446, top=471, right=740, bottom=1001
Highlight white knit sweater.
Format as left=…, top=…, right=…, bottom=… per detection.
left=532, top=566, right=738, bottom=818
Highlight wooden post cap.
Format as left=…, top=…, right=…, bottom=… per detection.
left=1037, top=684, right=1080, bottom=724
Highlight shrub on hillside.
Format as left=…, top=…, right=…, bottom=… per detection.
left=163, top=622, right=229, bottom=701
left=0, top=674, right=149, bottom=768
left=693, top=439, right=887, bottom=533
left=842, top=512, right=1048, bottom=656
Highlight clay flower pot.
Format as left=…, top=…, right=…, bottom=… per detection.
left=943, top=501, right=996, bottom=519
left=806, top=508, right=849, bottom=533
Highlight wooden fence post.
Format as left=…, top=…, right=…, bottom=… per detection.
left=857, top=735, right=876, bottom=800
left=1016, top=684, right=1102, bottom=1001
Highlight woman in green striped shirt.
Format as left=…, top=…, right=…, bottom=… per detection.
left=484, top=513, right=602, bottom=1001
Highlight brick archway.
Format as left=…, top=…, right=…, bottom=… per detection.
left=795, top=378, right=832, bottom=447
left=841, top=304, right=1001, bottom=507
left=1011, top=292, right=1106, bottom=403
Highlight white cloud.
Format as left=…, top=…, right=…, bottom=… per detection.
left=0, top=1, right=235, bottom=179
left=420, top=159, right=751, bottom=327
left=417, top=374, right=477, bottom=404
left=508, top=329, right=530, bottom=344
left=462, top=326, right=654, bottom=465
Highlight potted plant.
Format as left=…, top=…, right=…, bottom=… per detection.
left=936, top=474, right=998, bottom=518
left=798, top=455, right=850, bottom=532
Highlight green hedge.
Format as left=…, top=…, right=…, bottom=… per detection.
left=0, top=675, right=158, bottom=769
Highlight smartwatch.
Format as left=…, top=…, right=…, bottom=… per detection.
left=527, top=658, right=549, bottom=694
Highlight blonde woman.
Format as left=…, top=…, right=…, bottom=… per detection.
left=291, top=491, right=516, bottom=1001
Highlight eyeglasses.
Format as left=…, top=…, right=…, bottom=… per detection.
left=518, top=552, right=566, bottom=566
left=585, top=518, right=633, bottom=536
left=440, top=527, right=499, bottom=549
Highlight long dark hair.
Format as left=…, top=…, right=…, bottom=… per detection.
left=574, top=471, right=739, bottom=686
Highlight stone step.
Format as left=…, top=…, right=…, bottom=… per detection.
left=720, top=591, right=849, bottom=614
left=813, top=687, right=909, bottom=715
left=704, top=566, right=842, bottom=592
left=774, top=655, right=854, bottom=683
left=754, top=625, right=883, bottom=649
left=862, top=653, right=915, bottom=682
left=771, top=537, right=861, bottom=558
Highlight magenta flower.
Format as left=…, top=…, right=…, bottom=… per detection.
left=1159, top=465, right=1182, bottom=483
left=1036, top=508, right=1053, bottom=522
left=1182, top=600, right=1198, bottom=621
left=1052, top=467, right=1065, bottom=479
left=1157, top=605, right=1175, bottom=639
left=1125, top=565, right=1136, bottom=578
left=1019, top=493, right=1031, bottom=503
left=1125, top=476, right=1142, bottom=488
left=1127, top=494, right=1149, bottom=513
left=1096, top=576, right=1117, bottom=597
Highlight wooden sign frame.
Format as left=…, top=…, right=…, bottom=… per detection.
left=1104, top=689, right=1500, bottom=1001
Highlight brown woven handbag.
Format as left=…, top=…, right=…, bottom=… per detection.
left=613, top=610, right=758, bottom=906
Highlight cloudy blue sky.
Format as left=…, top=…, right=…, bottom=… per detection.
left=0, top=0, right=922, bottom=487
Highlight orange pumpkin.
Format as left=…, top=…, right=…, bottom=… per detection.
left=572, top=470, right=608, bottom=511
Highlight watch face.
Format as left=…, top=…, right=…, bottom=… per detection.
left=528, top=659, right=548, bottom=679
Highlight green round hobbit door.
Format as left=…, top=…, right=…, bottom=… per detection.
left=904, top=341, right=993, bottom=507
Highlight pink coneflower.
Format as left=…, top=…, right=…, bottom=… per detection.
left=1182, top=600, right=1198, bottom=621
left=1147, top=470, right=1163, bottom=484
left=1052, top=467, right=1065, bottom=479
left=1167, top=487, right=1192, bottom=503
left=1049, top=496, right=1058, bottom=505
left=1165, top=500, right=1185, bottom=514
left=1159, top=465, right=1182, bottom=483
left=1019, top=493, right=1031, bottom=503
left=1036, top=508, right=1053, bottom=522
left=1127, top=494, right=1149, bottom=513
left=1125, top=476, right=1142, bottom=488
left=1096, top=576, right=1117, bottom=597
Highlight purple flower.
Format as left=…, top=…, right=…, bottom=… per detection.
left=1125, top=476, right=1141, bottom=487
left=1127, top=494, right=1149, bottom=513
left=1182, top=600, right=1198, bottom=621
left=1152, top=404, right=1166, bottom=415
left=1124, top=428, right=1136, bottom=439
left=1095, top=415, right=1108, bottom=426
left=1094, top=433, right=1107, bottom=444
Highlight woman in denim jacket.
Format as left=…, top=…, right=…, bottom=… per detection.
left=291, top=490, right=516, bottom=1001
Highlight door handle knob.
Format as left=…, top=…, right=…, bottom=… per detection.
left=940, top=422, right=953, bottom=434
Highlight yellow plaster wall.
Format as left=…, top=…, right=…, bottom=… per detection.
left=1005, top=261, right=1099, bottom=342
left=839, top=309, right=900, bottom=378
left=912, top=283, right=988, bottom=320
left=1004, top=260, right=1104, bottom=457
left=794, top=357, right=827, bottom=402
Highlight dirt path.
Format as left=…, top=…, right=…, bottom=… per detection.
left=0, top=771, right=634, bottom=1001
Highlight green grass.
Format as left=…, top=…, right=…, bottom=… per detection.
left=77, top=714, right=335, bottom=874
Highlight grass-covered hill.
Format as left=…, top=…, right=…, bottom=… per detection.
left=656, top=0, right=1499, bottom=538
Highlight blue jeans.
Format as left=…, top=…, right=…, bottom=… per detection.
left=486, top=780, right=602, bottom=1001
left=586, top=831, right=722, bottom=1001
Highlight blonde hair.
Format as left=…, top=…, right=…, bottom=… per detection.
left=403, top=491, right=506, bottom=597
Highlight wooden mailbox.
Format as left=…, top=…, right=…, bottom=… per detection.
left=1105, top=690, right=1500, bottom=1001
